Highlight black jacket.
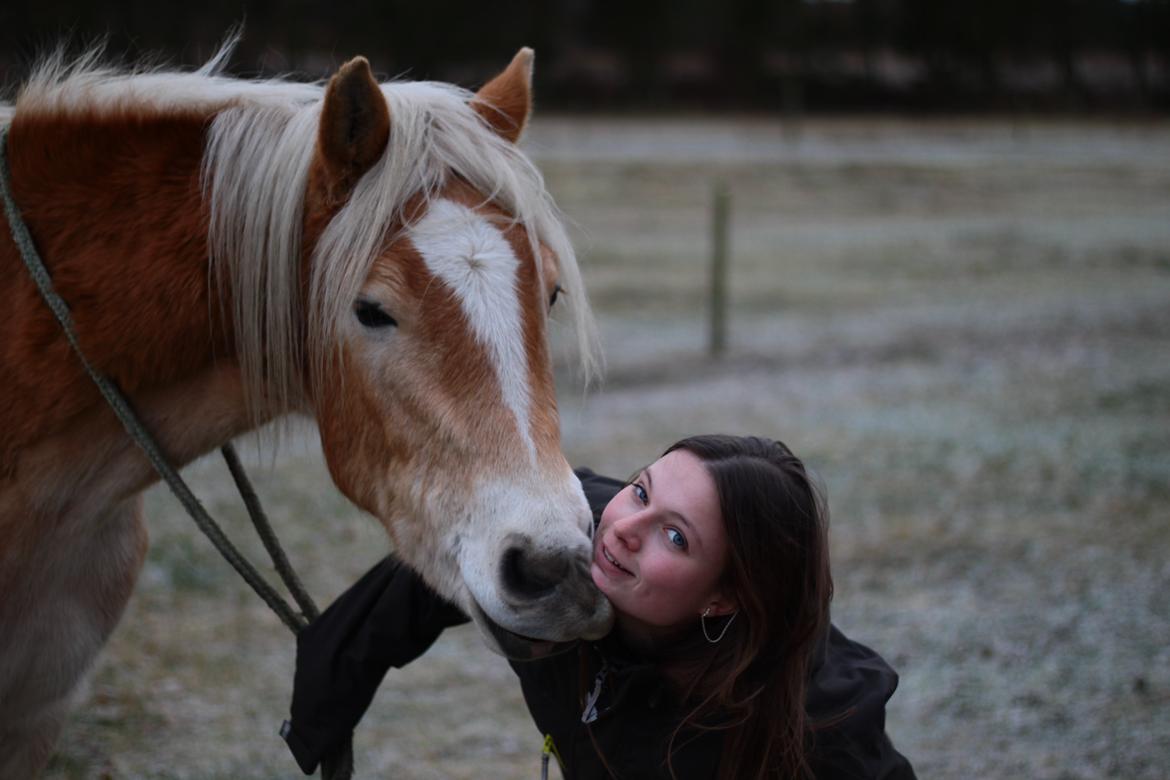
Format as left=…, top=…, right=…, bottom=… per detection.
left=284, top=470, right=916, bottom=779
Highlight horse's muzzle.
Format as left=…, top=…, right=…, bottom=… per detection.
left=466, top=532, right=613, bottom=649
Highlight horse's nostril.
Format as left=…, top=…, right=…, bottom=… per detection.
left=501, top=544, right=564, bottom=600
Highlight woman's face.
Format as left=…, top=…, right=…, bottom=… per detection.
left=591, top=449, right=734, bottom=638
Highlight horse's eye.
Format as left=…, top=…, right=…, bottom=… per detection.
left=549, top=283, right=563, bottom=309
left=355, top=300, right=398, bottom=329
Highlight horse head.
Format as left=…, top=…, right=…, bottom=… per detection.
left=294, top=51, right=612, bottom=651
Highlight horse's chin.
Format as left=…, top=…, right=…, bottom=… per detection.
left=469, top=602, right=581, bottom=662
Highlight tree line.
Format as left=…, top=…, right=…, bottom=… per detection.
left=2, top=0, right=1166, bottom=111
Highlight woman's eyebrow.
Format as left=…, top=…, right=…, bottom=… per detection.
left=645, top=464, right=701, bottom=547
left=672, top=509, right=697, bottom=537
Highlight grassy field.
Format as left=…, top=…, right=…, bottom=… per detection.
left=46, top=117, right=1170, bottom=779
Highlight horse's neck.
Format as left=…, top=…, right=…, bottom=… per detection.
left=0, top=110, right=257, bottom=479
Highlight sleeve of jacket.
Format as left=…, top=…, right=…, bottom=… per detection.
left=282, top=555, right=469, bottom=774
left=806, top=625, right=917, bottom=779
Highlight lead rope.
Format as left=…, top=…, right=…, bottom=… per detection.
left=220, top=444, right=321, bottom=623
left=1, top=124, right=353, bottom=780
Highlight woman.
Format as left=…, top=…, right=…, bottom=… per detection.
left=282, top=435, right=915, bottom=778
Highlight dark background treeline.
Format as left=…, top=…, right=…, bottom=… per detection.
left=2, top=0, right=1167, bottom=112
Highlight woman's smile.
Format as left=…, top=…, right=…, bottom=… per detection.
left=598, top=543, right=634, bottom=577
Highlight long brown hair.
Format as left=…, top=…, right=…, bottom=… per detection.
left=661, top=434, right=834, bottom=780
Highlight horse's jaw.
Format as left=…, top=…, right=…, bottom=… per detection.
left=467, top=601, right=586, bottom=661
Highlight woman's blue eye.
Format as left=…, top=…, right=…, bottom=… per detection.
left=632, top=483, right=648, bottom=504
left=665, top=527, right=687, bottom=549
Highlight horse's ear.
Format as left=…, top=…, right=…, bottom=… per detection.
left=318, top=57, right=390, bottom=196
left=473, top=48, right=534, bottom=144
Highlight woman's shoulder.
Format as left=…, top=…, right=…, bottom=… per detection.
left=807, top=624, right=917, bottom=779
left=808, top=625, right=899, bottom=720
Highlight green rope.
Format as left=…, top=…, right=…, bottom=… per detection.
left=221, top=443, right=321, bottom=622
left=221, top=446, right=356, bottom=780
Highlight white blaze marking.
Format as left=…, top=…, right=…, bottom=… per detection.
left=408, top=198, right=536, bottom=460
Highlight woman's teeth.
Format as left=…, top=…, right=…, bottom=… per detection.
left=604, top=546, right=632, bottom=575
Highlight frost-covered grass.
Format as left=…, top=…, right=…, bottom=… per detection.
left=47, top=117, right=1170, bottom=778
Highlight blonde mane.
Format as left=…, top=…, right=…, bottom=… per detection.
left=11, top=44, right=601, bottom=423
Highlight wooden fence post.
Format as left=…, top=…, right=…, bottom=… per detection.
left=709, top=181, right=731, bottom=357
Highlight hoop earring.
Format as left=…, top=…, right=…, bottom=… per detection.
left=701, top=607, right=738, bottom=644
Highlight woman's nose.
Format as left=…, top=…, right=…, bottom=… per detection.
left=612, top=512, right=643, bottom=552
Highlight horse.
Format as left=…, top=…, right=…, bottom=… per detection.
left=0, top=43, right=613, bottom=776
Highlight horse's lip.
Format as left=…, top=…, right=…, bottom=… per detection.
left=471, top=602, right=579, bottom=662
